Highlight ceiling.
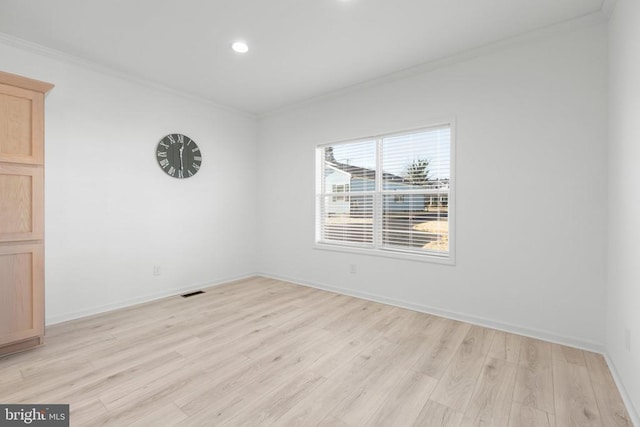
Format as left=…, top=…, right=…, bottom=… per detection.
left=0, top=0, right=605, bottom=115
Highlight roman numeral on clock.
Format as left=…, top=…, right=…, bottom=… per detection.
left=157, top=134, right=201, bottom=178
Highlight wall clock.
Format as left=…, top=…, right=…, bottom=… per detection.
left=156, top=133, right=202, bottom=179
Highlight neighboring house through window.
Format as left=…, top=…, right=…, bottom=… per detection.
left=332, top=184, right=350, bottom=202
left=316, top=123, right=454, bottom=262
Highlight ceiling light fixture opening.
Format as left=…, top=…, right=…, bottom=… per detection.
left=231, top=41, right=249, bottom=54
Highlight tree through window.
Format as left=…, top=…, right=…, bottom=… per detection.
left=316, top=124, right=453, bottom=260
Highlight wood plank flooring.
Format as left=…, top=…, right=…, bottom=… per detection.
left=0, top=277, right=632, bottom=426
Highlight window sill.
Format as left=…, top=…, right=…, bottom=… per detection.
left=313, top=242, right=455, bottom=265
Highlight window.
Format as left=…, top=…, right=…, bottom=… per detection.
left=316, top=124, right=453, bottom=261
left=332, top=184, right=350, bottom=202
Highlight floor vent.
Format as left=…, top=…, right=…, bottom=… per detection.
left=181, top=290, right=205, bottom=298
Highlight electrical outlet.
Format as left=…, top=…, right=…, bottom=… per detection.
left=625, top=328, right=631, bottom=352
left=153, top=265, right=161, bottom=276
left=350, top=264, right=357, bottom=274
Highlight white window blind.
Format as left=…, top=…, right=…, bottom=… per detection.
left=316, top=124, right=453, bottom=260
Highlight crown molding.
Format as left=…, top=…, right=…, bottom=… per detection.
left=260, top=10, right=608, bottom=119
left=0, top=5, right=612, bottom=121
left=0, top=32, right=256, bottom=120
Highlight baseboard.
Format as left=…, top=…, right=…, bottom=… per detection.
left=50, top=270, right=604, bottom=352
left=604, top=353, right=640, bottom=427
left=258, top=272, right=605, bottom=354
left=43, top=271, right=634, bottom=423
left=45, top=273, right=258, bottom=326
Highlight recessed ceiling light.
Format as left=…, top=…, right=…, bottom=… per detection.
left=231, top=41, right=249, bottom=54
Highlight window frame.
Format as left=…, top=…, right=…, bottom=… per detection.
left=314, top=122, right=456, bottom=265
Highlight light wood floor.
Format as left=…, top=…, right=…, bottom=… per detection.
left=0, top=277, right=632, bottom=426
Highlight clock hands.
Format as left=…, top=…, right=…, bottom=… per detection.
left=157, top=134, right=201, bottom=178
left=179, top=141, right=185, bottom=171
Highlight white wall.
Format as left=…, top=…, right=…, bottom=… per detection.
left=607, top=0, right=640, bottom=421
left=257, top=23, right=608, bottom=349
left=0, top=18, right=613, bottom=353
left=3, top=16, right=634, bottom=416
left=0, top=39, right=258, bottom=324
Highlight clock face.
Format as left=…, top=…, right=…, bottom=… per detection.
left=156, top=134, right=202, bottom=179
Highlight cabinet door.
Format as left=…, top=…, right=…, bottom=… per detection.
left=0, top=243, right=44, bottom=346
left=0, top=82, right=44, bottom=165
left=0, top=71, right=51, bottom=356
left=0, top=163, right=44, bottom=242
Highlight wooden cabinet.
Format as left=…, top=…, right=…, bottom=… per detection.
left=0, top=71, right=53, bottom=356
